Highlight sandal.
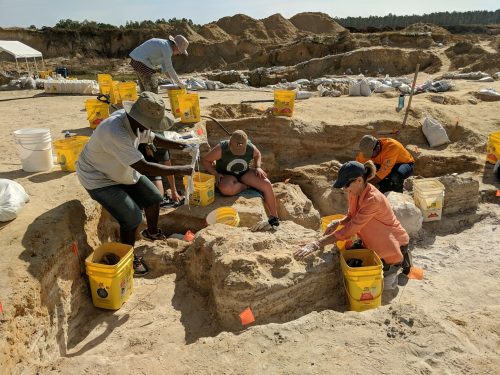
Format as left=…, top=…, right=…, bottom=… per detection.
left=141, top=229, right=167, bottom=241
left=159, top=197, right=175, bottom=208
left=133, top=255, right=149, bottom=276
left=268, top=216, right=280, bottom=227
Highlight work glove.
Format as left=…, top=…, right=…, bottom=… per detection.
left=323, top=219, right=341, bottom=236
left=294, top=242, right=320, bottom=259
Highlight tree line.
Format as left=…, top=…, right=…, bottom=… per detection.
left=51, top=18, right=201, bottom=31
left=336, top=9, right=500, bottom=29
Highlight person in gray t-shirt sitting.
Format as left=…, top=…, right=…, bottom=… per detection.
left=76, top=92, right=192, bottom=275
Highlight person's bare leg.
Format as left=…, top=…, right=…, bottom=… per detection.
left=163, top=160, right=182, bottom=201
left=144, top=202, right=160, bottom=234
left=153, top=179, right=164, bottom=197
left=120, top=227, right=137, bottom=247
left=240, top=170, right=278, bottom=217
left=218, top=175, right=248, bottom=196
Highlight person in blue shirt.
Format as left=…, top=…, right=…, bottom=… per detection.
left=129, top=35, right=189, bottom=93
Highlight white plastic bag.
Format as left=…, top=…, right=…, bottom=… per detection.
left=422, top=117, right=450, bottom=147
left=359, top=79, right=372, bottom=96
left=0, top=179, right=30, bottom=221
left=348, top=81, right=361, bottom=96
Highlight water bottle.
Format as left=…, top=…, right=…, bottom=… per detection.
left=396, top=94, right=405, bottom=112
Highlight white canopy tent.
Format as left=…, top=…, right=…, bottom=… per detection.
left=0, top=40, right=45, bottom=74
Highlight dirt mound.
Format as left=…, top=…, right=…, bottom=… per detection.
left=289, top=12, right=346, bottom=34
left=208, top=103, right=264, bottom=119
left=403, top=23, right=450, bottom=35
left=216, top=14, right=269, bottom=40
left=445, top=42, right=498, bottom=72
left=197, top=23, right=232, bottom=42
left=169, top=22, right=206, bottom=43
left=261, top=13, right=299, bottom=40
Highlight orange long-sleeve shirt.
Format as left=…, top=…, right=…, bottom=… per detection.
left=334, top=183, right=408, bottom=264
left=356, top=138, right=414, bottom=180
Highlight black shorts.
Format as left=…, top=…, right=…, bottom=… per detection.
left=138, top=144, right=171, bottom=181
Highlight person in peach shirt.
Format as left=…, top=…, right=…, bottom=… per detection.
left=295, top=160, right=412, bottom=290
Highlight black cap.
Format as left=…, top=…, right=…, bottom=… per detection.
left=332, top=161, right=365, bottom=189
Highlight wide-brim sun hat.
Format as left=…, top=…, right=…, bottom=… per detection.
left=123, top=91, right=175, bottom=131
left=332, top=161, right=365, bottom=189
left=169, top=35, right=189, bottom=56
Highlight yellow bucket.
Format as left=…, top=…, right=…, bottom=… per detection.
left=39, top=70, right=52, bottom=79
left=167, top=88, right=187, bottom=118
left=85, top=99, right=110, bottom=128
left=97, top=74, right=113, bottom=94
left=85, top=242, right=134, bottom=310
left=178, top=93, right=201, bottom=123
left=340, top=249, right=383, bottom=312
left=272, top=90, right=295, bottom=117
left=118, top=82, right=138, bottom=102
left=183, top=172, right=215, bottom=206
left=53, top=136, right=90, bottom=172
left=486, top=131, right=500, bottom=164
left=206, top=207, right=240, bottom=226
left=413, top=178, right=445, bottom=222
left=320, top=214, right=348, bottom=250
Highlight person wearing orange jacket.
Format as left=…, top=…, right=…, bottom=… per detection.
left=356, top=135, right=414, bottom=193
left=295, top=160, right=412, bottom=291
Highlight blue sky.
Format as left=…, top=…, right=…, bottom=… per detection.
left=0, top=0, right=497, bottom=27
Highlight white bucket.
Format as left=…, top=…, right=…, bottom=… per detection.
left=13, top=128, right=53, bottom=172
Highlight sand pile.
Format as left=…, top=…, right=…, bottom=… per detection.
left=216, top=14, right=270, bottom=41
left=289, top=12, right=346, bottom=34
left=403, top=23, right=450, bottom=35
left=197, top=23, right=232, bottom=42
left=261, top=13, right=299, bottom=40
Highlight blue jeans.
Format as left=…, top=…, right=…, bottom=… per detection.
left=378, top=163, right=414, bottom=193
left=87, top=176, right=163, bottom=231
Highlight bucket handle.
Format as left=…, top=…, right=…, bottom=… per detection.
left=14, top=139, right=52, bottom=152
left=342, top=276, right=383, bottom=302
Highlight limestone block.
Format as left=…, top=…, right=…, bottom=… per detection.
left=385, top=192, right=423, bottom=235
left=273, top=182, right=320, bottom=229
left=184, top=222, right=343, bottom=330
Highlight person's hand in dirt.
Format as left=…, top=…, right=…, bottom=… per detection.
left=254, top=167, right=267, bottom=179
left=294, top=241, right=320, bottom=259
left=171, top=190, right=183, bottom=202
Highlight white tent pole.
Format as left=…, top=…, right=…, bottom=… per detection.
left=25, top=57, right=30, bottom=76
left=33, top=57, right=39, bottom=73
left=15, top=58, right=19, bottom=71
left=41, top=55, right=45, bottom=70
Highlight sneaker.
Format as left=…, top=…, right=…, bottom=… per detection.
left=141, top=229, right=167, bottom=241
left=268, top=216, right=280, bottom=227
left=133, top=255, right=149, bottom=276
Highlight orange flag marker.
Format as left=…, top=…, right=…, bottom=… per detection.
left=496, top=190, right=500, bottom=197
left=239, top=306, right=255, bottom=326
left=197, top=128, right=204, bottom=135
left=0, top=302, right=3, bottom=313
left=184, top=230, right=195, bottom=242
left=407, top=266, right=424, bottom=280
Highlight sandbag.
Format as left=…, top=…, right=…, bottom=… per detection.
left=0, top=179, right=30, bottom=222
left=348, top=81, right=361, bottom=96
left=422, top=116, right=450, bottom=147
left=359, top=79, right=372, bottom=96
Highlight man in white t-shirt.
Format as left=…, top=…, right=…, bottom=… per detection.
left=76, top=92, right=192, bottom=275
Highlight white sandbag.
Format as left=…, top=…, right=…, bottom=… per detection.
left=295, top=90, right=314, bottom=100
left=23, top=77, right=36, bottom=89
left=0, top=179, right=30, bottom=222
left=478, top=76, right=494, bottom=82
left=399, top=84, right=411, bottom=94
left=44, top=79, right=98, bottom=95
left=348, top=81, right=361, bottom=96
left=422, top=116, right=450, bottom=147
left=385, top=192, right=423, bottom=235
left=359, top=79, right=372, bottom=96
left=374, top=83, right=392, bottom=93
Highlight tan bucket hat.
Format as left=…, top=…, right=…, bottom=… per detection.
left=123, top=92, right=175, bottom=131
left=169, top=35, right=189, bottom=56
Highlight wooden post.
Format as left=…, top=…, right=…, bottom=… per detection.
left=402, top=63, right=420, bottom=127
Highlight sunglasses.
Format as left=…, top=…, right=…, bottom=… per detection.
left=344, top=178, right=358, bottom=189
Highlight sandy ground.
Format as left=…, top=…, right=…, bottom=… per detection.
left=0, top=74, right=499, bottom=374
